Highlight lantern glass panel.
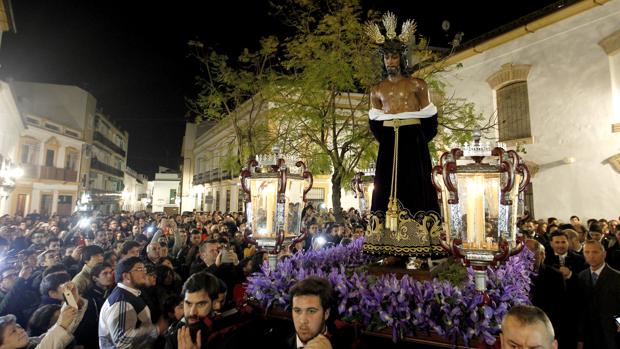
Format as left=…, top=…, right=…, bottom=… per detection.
left=285, top=178, right=304, bottom=236
left=500, top=172, right=522, bottom=243
left=250, top=178, right=278, bottom=238
left=455, top=172, right=501, bottom=250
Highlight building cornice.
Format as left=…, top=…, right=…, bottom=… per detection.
left=420, top=0, right=610, bottom=74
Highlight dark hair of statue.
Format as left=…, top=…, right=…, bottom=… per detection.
left=378, top=40, right=412, bottom=78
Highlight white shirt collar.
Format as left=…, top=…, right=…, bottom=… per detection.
left=555, top=252, right=568, bottom=258
left=591, top=263, right=605, bottom=276
left=296, top=334, right=304, bottom=349
left=117, top=282, right=141, bottom=296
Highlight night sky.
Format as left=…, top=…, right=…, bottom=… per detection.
left=0, top=0, right=560, bottom=178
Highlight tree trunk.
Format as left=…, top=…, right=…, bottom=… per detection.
left=331, top=171, right=344, bottom=223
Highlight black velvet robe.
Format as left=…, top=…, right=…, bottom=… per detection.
left=369, top=114, right=440, bottom=215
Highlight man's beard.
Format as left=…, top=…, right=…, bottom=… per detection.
left=186, top=315, right=206, bottom=326
left=386, top=66, right=400, bottom=76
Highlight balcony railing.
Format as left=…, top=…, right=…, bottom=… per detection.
left=192, top=168, right=236, bottom=184
left=91, top=158, right=124, bottom=178
left=94, top=131, right=126, bottom=157
left=20, top=164, right=78, bottom=182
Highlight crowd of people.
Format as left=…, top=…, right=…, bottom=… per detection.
left=0, top=204, right=367, bottom=349
left=521, top=215, right=620, bottom=349
left=0, top=205, right=618, bottom=349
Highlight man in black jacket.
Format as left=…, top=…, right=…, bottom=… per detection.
left=545, top=231, right=588, bottom=278
left=526, top=239, right=568, bottom=346
left=577, top=240, right=620, bottom=349
left=0, top=264, right=39, bottom=327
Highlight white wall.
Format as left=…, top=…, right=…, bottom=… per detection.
left=0, top=81, right=23, bottom=215
left=151, top=175, right=180, bottom=213
left=439, top=1, right=620, bottom=220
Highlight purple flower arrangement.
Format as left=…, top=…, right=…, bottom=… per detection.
left=246, top=238, right=534, bottom=345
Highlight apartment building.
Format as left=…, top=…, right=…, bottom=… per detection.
left=122, top=166, right=148, bottom=212
left=8, top=82, right=90, bottom=216
left=85, top=111, right=128, bottom=214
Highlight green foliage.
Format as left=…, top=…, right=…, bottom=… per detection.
left=188, top=0, right=492, bottom=216
left=266, top=0, right=380, bottom=219
left=436, top=258, right=469, bottom=286
left=188, top=36, right=282, bottom=169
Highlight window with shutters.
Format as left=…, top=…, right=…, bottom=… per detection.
left=497, top=81, right=531, bottom=142
left=225, top=189, right=231, bottom=212
left=238, top=190, right=245, bottom=212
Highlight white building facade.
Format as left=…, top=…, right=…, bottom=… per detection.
left=122, top=167, right=148, bottom=212
left=10, top=114, right=84, bottom=216
left=150, top=170, right=181, bottom=215
left=179, top=96, right=364, bottom=215
left=0, top=81, right=25, bottom=215
left=438, top=0, right=620, bottom=220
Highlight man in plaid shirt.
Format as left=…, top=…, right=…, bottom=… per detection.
left=98, top=257, right=168, bottom=348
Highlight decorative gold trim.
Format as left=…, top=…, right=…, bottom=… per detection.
left=383, top=119, right=420, bottom=127
left=363, top=207, right=447, bottom=258
left=613, top=123, right=620, bottom=133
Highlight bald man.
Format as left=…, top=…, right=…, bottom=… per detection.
left=501, top=305, right=557, bottom=349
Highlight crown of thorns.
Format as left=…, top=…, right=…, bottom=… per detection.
left=364, top=12, right=417, bottom=46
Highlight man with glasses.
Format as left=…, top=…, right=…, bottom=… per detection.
left=98, top=257, right=168, bottom=348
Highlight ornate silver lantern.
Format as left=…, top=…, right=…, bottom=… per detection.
left=240, top=147, right=313, bottom=268
left=431, top=131, right=530, bottom=292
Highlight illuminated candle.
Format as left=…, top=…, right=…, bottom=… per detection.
left=466, top=175, right=485, bottom=246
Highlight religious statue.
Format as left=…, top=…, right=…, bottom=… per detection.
left=363, top=13, right=445, bottom=260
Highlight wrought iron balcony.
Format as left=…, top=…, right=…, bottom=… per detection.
left=20, top=164, right=77, bottom=182
left=192, top=168, right=236, bottom=184
left=93, top=131, right=126, bottom=157
left=90, top=158, right=124, bottom=178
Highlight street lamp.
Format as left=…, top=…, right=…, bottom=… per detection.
left=240, top=147, right=313, bottom=268
left=431, top=131, right=530, bottom=292
left=0, top=157, right=23, bottom=192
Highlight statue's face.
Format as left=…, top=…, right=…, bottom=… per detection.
left=383, top=52, right=401, bottom=76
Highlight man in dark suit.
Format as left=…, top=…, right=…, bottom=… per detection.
left=577, top=240, right=620, bottom=349
left=526, top=240, right=568, bottom=347
left=545, top=231, right=588, bottom=278
left=545, top=231, right=587, bottom=347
